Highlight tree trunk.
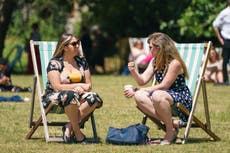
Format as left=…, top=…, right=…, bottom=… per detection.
left=65, top=1, right=81, bottom=34
left=0, top=0, right=17, bottom=57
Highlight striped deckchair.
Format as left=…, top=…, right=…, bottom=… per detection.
left=138, top=40, right=220, bottom=144
left=26, top=40, right=98, bottom=142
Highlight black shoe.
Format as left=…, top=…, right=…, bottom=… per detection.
left=72, top=134, right=87, bottom=144
left=62, top=126, right=72, bottom=143
left=17, top=87, right=32, bottom=92
left=74, top=137, right=87, bottom=144
left=23, top=87, right=32, bottom=92
left=214, top=82, right=226, bottom=86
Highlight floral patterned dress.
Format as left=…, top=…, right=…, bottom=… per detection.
left=154, top=68, right=192, bottom=122
left=42, top=56, right=88, bottom=108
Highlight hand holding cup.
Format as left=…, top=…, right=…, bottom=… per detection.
left=123, top=84, right=135, bottom=98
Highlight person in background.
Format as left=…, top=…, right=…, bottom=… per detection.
left=0, top=57, right=31, bottom=92
left=80, top=26, right=93, bottom=71
left=129, top=38, right=153, bottom=73
left=42, top=33, right=103, bottom=143
left=124, top=32, right=192, bottom=145
left=91, top=25, right=106, bottom=74
left=26, top=22, right=42, bottom=74
left=204, top=46, right=224, bottom=84
left=212, top=0, right=230, bottom=85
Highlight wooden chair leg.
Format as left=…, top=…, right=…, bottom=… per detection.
left=137, top=106, right=166, bottom=132
left=90, top=113, right=98, bottom=142
left=142, top=115, right=147, bottom=125
left=29, top=76, right=37, bottom=128
left=26, top=103, right=54, bottom=139
left=177, top=103, right=220, bottom=141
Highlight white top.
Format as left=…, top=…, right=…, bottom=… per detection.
left=213, top=6, right=230, bottom=40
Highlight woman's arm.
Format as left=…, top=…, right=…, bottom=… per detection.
left=128, top=59, right=154, bottom=86
left=47, top=69, right=92, bottom=92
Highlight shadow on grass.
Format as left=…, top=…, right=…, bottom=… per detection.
left=148, top=137, right=217, bottom=145
left=26, top=136, right=103, bottom=144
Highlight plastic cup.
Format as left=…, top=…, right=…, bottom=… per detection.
left=124, top=84, right=133, bottom=91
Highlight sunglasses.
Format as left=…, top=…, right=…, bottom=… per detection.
left=68, top=40, right=80, bottom=47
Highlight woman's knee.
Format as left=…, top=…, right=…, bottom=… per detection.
left=58, top=90, right=80, bottom=107
left=82, top=92, right=103, bottom=108
left=134, top=90, right=149, bottom=105
left=151, top=90, right=162, bottom=103
left=151, top=90, right=173, bottom=106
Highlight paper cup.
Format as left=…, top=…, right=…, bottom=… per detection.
left=124, top=84, right=133, bottom=91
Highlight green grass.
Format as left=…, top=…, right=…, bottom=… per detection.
left=0, top=75, right=229, bottom=153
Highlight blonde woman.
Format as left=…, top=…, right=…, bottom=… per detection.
left=42, top=33, right=103, bottom=143
left=124, top=32, right=192, bottom=145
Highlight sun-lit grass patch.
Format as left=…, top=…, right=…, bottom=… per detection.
left=0, top=75, right=229, bottom=153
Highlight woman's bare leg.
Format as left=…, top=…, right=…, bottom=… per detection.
left=134, top=90, right=162, bottom=121
left=151, top=90, right=176, bottom=142
left=64, top=104, right=85, bottom=141
left=79, top=102, right=98, bottom=121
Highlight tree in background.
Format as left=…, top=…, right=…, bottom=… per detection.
left=176, top=0, right=226, bottom=44
left=0, top=0, right=78, bottom=58
left=0, top=0, right=17, bottom=57
left=0, top=0, right=228, bottom=73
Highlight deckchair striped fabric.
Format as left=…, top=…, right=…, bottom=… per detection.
left=38, top=41, right=57, bottom=88
left=175, top=43, right=204, bottom=96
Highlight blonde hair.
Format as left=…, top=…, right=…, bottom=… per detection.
left=53, top=33, right=84, bottom=58
left=148, top=32, right=189, bottom=78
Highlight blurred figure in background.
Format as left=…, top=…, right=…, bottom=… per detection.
left=212, top=0, right=230, bottom=85
left=204, top=46, right=224, bottom=84
left=26, top=22, right=42, bottom=74
left=91, top=25, right=106, bottom=74
left=0, top=57, right=31, bottom=92
left=129, top=38, right=153, bottom=73
left=80, top=26, right=93, bottom=71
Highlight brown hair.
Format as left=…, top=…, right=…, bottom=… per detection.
left=53, top=33, right=83, bottom=58
left=148, top=32, right=189, bottom=78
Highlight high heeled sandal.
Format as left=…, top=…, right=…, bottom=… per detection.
left=62, top=126, right=72, bottom=143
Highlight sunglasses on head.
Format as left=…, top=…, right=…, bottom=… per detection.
left=69, top=40, right=80, bottom=47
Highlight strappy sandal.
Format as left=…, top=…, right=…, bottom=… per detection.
left=62, top=126, right=72, bottom=143
left=160, top=128, right=178, bottom=145
left=147, top=128, right=179, bottom=145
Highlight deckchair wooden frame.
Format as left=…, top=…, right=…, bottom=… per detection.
left=131, top=39, right=221, bottom=144
left=26, top=40, right=98, bottom=142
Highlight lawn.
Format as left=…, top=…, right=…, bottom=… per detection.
left=0, top=74, right=229, bottom=153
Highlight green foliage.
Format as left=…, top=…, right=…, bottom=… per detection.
left=79, top=0, right=227, bottom=43
left=177, top=0, right=226, bottom=42
left=79, top=0, right=191, bottom=38
left=7, top=0, right=73, bottom=43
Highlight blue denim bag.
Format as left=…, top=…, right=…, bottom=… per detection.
left=106, top=124, right=149, bottom=145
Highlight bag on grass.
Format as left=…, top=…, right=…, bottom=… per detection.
left=106, top=123, right=149, bottom=145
